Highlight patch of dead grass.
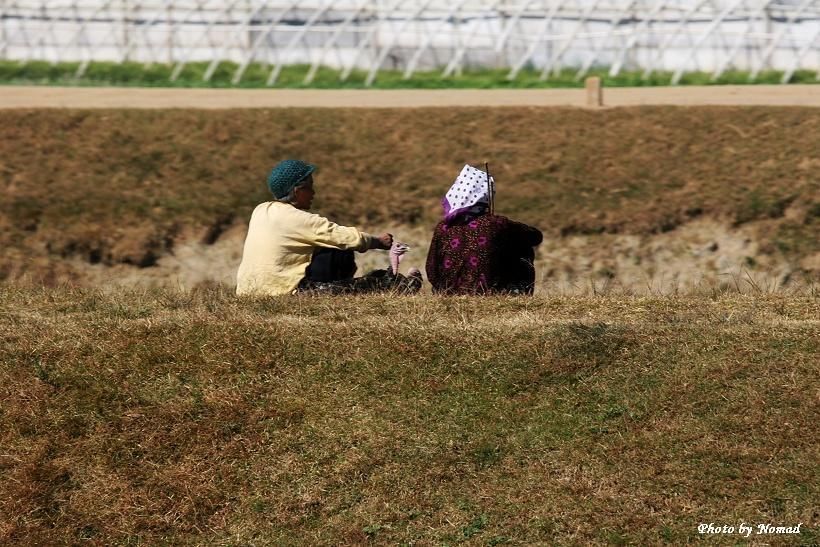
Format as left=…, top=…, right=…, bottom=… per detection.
left=1, top=107, right=819, bottom=289
left=0, top=287, right=817, bottom=544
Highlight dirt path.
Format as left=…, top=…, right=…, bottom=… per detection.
left=1, top=84, right=819, bottom=108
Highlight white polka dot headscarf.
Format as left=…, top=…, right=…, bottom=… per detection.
left=442, top=164, right=495, bottom=222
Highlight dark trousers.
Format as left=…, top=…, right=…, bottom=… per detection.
left=304, top=248, right=356, bottom=282
left=298, top=248, right=422, bottom=295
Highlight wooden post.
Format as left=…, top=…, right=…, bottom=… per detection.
left=585, top=76, right=603, bottom=107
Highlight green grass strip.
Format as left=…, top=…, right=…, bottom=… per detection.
left=1, top=60, right=817, bottom=88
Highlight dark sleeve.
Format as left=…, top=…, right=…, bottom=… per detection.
left=425, top=224, right=442, bottom=289
left=505, top=218, right=543, bottom=247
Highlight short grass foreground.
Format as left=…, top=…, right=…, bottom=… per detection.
left=1, top=287, right=817, bottom=545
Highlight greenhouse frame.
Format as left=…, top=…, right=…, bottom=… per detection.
left=1, top=0, right=818, bottom=84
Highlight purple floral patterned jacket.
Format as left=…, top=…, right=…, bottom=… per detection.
left=425, top=213, right=543, bottom=295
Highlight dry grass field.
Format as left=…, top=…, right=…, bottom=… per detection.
left=1, top=106, right=819, bottom=292
left=1, top=288, right=818, bottom=545
left=1, top=100, right=818, bottom=544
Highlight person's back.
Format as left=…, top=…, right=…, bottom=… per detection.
left=425, top=164, right=543, bottom=295
left=237, top=200, right=367, bottom=296
left=237, top=159, right=422, bottom=296
left=426, top=212, right=542, bottom=295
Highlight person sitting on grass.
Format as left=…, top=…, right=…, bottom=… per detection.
left=425, top=164, right=543, bottom=295
left=236, top=159, right=422, bottom=296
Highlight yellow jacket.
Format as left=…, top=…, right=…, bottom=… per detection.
left=236, top=202, right=373, bottom=296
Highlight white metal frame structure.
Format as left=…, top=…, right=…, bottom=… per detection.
left=1, top=1, right=818, bottom=85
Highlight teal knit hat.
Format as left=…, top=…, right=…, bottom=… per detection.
left=267, top=159, right=315, bottom=199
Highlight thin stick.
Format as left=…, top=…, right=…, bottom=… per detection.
left=484, top=161, right=494, bottom=215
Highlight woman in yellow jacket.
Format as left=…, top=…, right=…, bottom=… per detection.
left=236, top=159, right=421, bottom=296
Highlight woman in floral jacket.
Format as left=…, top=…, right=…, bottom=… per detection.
left=425, top=165, right=543, bottom=295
